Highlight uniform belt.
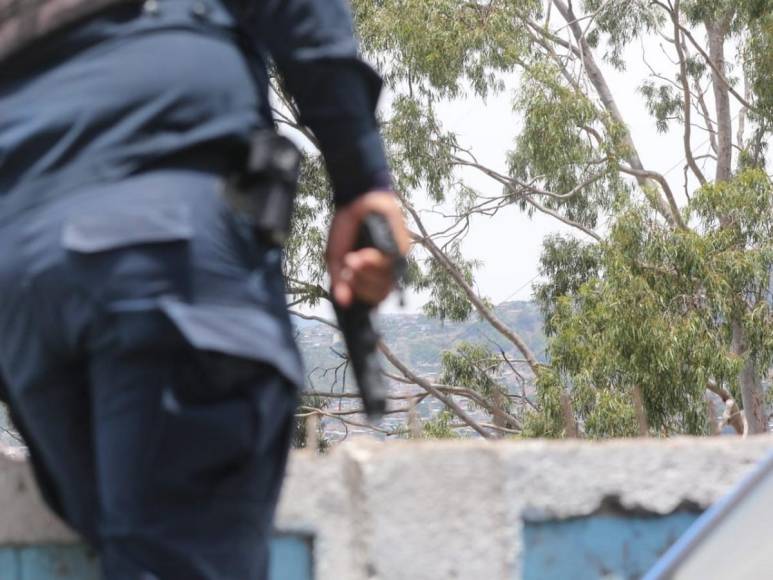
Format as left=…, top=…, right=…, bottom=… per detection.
left=0, top=0, right=140, bottom=64
left=0, top=144, right=240, bottom=227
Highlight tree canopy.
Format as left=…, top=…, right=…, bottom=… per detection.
left=278, top=0, right=773, bottom=441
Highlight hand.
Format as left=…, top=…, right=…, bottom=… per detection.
left=326, top=191, right=410, bottom=307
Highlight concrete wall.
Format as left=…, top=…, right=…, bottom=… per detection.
left=0, top=437, right=770, bottom=579
left=275, top=437, right=772, bottom=580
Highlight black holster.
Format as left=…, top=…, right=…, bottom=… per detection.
left=224, top=131, right=302, bottom=246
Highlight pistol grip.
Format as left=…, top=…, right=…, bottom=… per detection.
left=333, top=212, right=401, bottom=421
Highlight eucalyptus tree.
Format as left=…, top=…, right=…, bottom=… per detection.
left=277, top=0, right=772, bottom=440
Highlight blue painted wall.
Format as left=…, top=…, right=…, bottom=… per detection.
left=270, top=535, right=314, bottom=580
left=0, top=514, right=705, bottom=579
left=0, top=536, right=312, bottom=579
left=523, top=512, right=700, bottom=580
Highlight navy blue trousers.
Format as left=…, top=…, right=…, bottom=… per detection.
left=0, top=167, right=301, bottom=579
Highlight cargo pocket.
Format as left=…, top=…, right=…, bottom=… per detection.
left=151, top=378, right=258, bottom=499
left=152, top=358, right=296, bottom=503
left=145, top=303, right=299, bottom=501
left=151, top=333, right=301, bottom=498
left=61, top=203, right=194, bottom=253
left=158, top=298, right=305, bottom=390
left=61, top=203, right=194, bottom=306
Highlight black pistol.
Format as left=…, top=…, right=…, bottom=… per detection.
left=333, top=213, right=404, bottom=422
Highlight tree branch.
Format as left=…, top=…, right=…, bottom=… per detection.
left=400, top=192, right=543, bottom=373
left=450, top=155, right=604, bottom=241
left=616, top=163, right=684, bottom=224
left=678, top=22, right=759, bottom=114
left=380, top=342, right=494, bottom=438
left=552, top=0, right=685, bottom=228
left=693, top=79, right=719, bottom=155
left=706, top=380, right=744, bottom=435
left=524, top=196, right=603, bottom=241
left=432, top=384, right=522, bottom=429
left=671, top=0, right=708, bottom=187
left=293, top=298, right=529, bottom=437
left=296, top=408, right=394, bottom=435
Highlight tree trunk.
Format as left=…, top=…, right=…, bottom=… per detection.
left=560, top=392, right=579, bottom=438
left=706, top=22, right=733, bottom=183
left=491, top=389, right=509, bottom=439
left=709, top=16, right=764, bottom=434
left=706, top=381, right=745, bottom=434
left=632, top=385, right=650, bottom=437
left=705, top=395, right=720, bottom=435
left=305, top=414, right=321, bottom=452
left=732, top=321, right=767, bottom=434
left=740, top=356, right=767, bottom=434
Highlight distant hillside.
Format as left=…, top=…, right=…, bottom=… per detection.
left=295, top=301, right=546, bottom=389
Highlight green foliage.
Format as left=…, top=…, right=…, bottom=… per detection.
left=417, top=243, right=477, bottom=322
left=284, top=154, right=333, bottom=307
left=583, top=0, right=664, bottom=69
left=292, top=395, right=331, bottom=452
left=352, top=0, right=537, bottom=98
left=422, top=410, right=459, bottom=439
left=531, top=170, right=772, bottom=437
left=639, top=82, right=684, bottom=134
left=690, top=169, right=773, bottom=362
left=522, top=367, right=564, bottom=438
left=742, top=9, right=773, bottom=163
left=535, top=236, right=602, bottom=336
left=281, top=0, right=773, bottom=440
left=384, top=96, right=457, bottom=203
left=440, top=341, right=512, bottom=416
left=508, top=62, right=626, bottom=228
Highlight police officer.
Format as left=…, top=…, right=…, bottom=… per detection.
left=0, top=0, right=409, bottom=578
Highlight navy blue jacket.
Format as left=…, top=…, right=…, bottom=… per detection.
left=0, top=6, right=392, bottom=571
left=0, top=0, right=391, bottom=216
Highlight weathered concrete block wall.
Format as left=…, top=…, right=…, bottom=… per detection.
left=0, top=437, right=770, bottom=579
left=275, top=437, right=772, bottom=580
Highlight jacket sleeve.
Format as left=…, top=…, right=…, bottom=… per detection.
left=246, top=0, right=392, bottom=206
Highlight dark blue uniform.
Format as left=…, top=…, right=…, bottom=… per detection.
left=0, top=1, right=390, bottom=578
